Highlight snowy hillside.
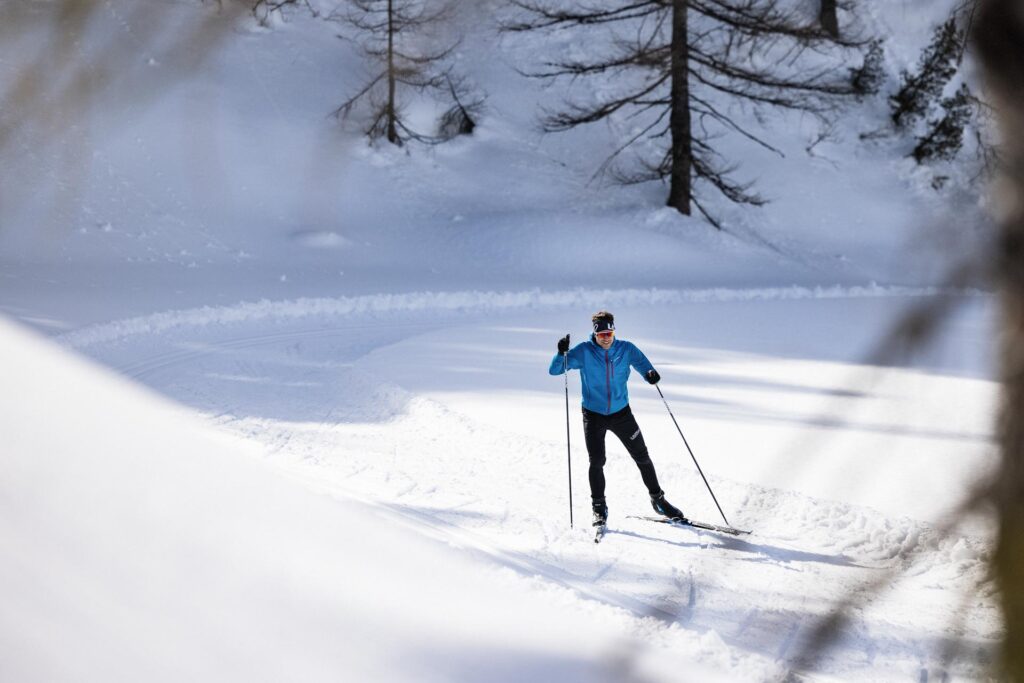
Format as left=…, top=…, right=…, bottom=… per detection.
left=0, top=0, right=1002, bottom=680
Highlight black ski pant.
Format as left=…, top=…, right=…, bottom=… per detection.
left=582, top=405, right=663, bottom=505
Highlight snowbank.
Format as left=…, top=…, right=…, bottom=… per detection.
left=0, top=316, right=642, bottom=682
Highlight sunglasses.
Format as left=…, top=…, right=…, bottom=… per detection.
left=595, top=331, right=614, bottom=338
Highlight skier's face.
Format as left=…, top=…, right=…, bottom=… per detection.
left=595, top=330, right=614, bottom=349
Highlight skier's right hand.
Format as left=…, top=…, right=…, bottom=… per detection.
left=557, top=334, right=570, bottom=354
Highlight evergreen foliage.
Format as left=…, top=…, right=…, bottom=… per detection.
left=889, top=18, right=962, bottom=128
left=850, top=40, right=885, bottom=97
left=912, top=83, right=974, bottom=162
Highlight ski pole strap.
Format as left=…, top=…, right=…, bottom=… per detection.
left=656, top=384, right=731, bottom=528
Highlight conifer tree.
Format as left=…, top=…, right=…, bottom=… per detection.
left=912, top=83, right=974, bottom=163
left=504, top=0, right=863, bottom=225
left=892, top=5, right=990, bottom=166
left=890, top=18, right=962, bottom=129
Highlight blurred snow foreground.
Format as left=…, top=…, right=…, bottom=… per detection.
left=0, top=317, right=716, bottom=683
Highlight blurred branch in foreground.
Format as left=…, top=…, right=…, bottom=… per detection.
left=786, top=1, right=1024, bottom=679
left=0, top=0, right=242, bottom=236
left=974, top=0, right=1024, bottom=678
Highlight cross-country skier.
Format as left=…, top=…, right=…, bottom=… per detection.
left=549, top=310, right=686, bottom=529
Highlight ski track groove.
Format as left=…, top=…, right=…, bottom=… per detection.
left=334, top=485, right=690, bottom=627
left=335, top=482, right=833, bottom=677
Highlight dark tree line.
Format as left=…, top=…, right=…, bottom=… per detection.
left=502, top=0, right=866, bottom=225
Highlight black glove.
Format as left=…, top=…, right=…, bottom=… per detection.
left=557, top=334, right=570, bottom=354
left=645, top=369, right=660, bottom=385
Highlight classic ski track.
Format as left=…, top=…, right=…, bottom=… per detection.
left=278, top=468, right=685, bottom=624
left=277, top=464, right=823, bottom=672
left=331, top=481, right=834, bottom=680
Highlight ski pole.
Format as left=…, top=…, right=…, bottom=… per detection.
left=655, top=384, right=731, bottom=527
left=564, top=347, right=574, bottom=529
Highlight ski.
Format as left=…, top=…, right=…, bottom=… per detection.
left=593, top=524, right=607, bottom=543
left=628, top=515, right=751, bottom=537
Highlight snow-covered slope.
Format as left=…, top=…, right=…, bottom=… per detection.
left=47, top=285, right=999, bottom=680
left=5, top=316, right=729, bottom=682
left=0, top=0, right=990, bottom=329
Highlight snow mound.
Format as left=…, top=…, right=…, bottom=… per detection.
left=0, top=315, right=649, bottom=682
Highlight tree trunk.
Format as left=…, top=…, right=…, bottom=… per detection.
left=666, top=0, right=692, bottom=215
left=386, top=0, right=399, bottom=144
left=975, top=0, right=1024, bottom=678
left=820, top=0, right=839, bottom=38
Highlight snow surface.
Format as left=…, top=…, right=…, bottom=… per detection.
left=0, top=0, right=1003, bottom=680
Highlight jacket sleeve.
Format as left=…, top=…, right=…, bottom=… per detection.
left=549, top=343, right=584, bottom=375
left=628, top=342, right=655, bottom=377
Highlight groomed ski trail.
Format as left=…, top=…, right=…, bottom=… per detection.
left=60, top=290, right=1000, bottom=679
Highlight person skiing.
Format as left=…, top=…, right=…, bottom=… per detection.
left=549, top=310, right=686, bottom=529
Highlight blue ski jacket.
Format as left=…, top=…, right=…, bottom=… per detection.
left=549, top=336, right=656, bottom=415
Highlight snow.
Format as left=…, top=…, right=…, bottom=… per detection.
left=0, top=318, right=659, bottom=683
left=0, top=0, right=1003, bottom=680
left=56, top=283, right=962, bottom=348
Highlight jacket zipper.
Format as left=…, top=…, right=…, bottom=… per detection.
left=604, top=349, right=612, bottom=413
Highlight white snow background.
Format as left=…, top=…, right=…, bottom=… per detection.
left=0, top=0, right=1002, bottom=680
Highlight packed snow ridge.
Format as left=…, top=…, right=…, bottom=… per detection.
left=58, top=284, right=975, bottom=349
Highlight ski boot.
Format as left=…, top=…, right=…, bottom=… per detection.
left=592, top=499, right=608, bottom=543
left=651, top=492, right=686, bottom=522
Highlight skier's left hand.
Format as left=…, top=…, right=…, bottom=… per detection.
left=645, top=369, right=660, bottom=385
